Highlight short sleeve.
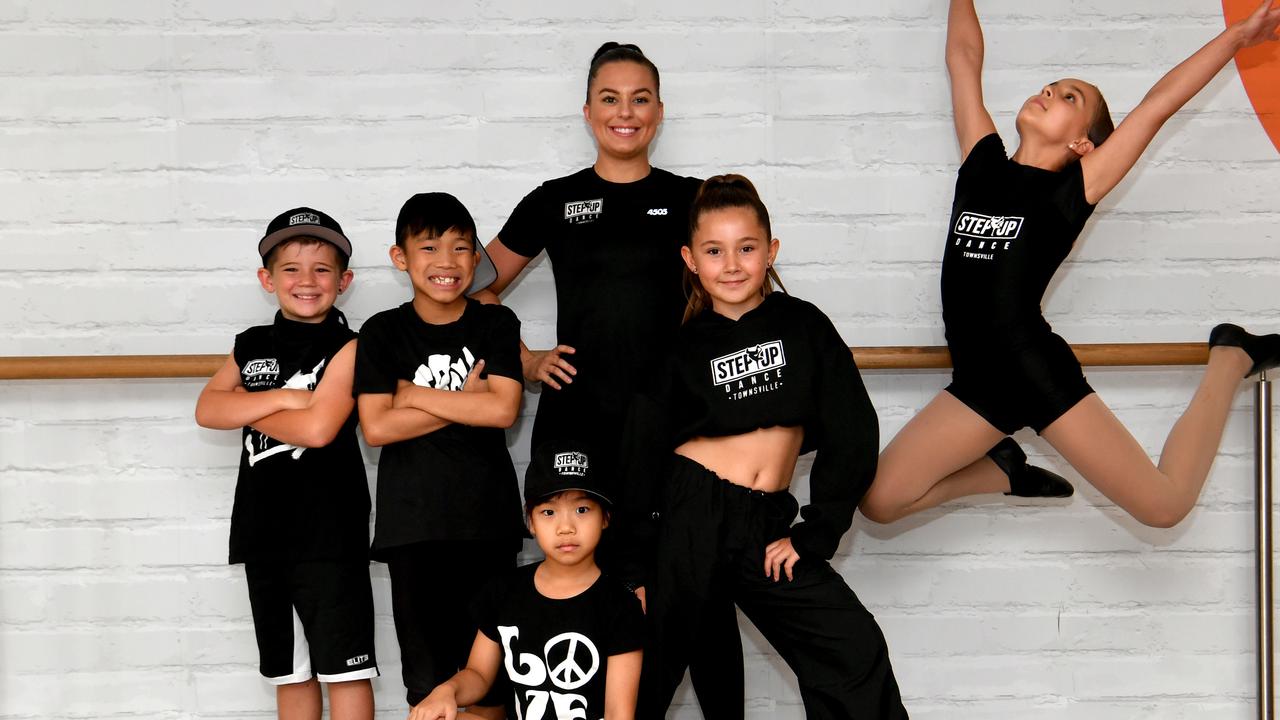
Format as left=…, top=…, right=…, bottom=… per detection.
left=471, top=574, right=506, bottom=643
left=1051, top=160, right=1096, bottom=226
left=497, top=185, right=550, bottom=259
left=957, top=132, right=1007, bottom=178
left=480, top=305, right=523, bottom=383
left=603, top=584, right=645, bottom=657
left=352, top=313, right=399, bottom=396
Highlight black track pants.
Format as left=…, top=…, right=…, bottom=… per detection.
left=639, top=456, right=908, bottom=719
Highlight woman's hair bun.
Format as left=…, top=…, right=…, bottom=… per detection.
left=586, top=42, right=659, bottom=102
left=591, top=41, right=644, bottom=64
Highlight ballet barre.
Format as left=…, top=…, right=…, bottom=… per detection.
left=0, top=345, right=1271, bottom=717
left=0, top=342, right=1212, bottom=379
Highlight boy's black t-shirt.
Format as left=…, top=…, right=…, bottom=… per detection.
left=229, top=309, right=369, bottom=564
left=473, top=563, right=645, bottom=718
left=940, top=132, right=1096, bottom=358
left=498, top=167, right=703, bottom=457
left=353, top=299, right=526, bottom=556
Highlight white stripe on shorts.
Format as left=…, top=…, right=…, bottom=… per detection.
left=264, top=604, right=312, bottom=686
left=317, top=666, right=379, bottom=684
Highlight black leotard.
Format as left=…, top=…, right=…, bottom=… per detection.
left=940, top=133, right=1097, bottom=434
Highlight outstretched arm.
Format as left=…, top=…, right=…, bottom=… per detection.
left=947, top=0, right=998, bottom=160
left=1081, top=0, right=1280, bottom=204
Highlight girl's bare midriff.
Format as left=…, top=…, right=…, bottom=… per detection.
left=675, top=425, right=804, bottom=492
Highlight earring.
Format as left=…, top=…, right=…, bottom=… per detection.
left=692, top=268, right=698, bottom=274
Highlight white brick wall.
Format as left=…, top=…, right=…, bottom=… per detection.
left=2, top=1, right=1277, bottom=717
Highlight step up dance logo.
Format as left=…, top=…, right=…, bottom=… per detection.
left=1224, top=0, right=1280, bottom=155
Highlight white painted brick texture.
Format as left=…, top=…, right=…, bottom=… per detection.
left=2, top=1, right=1278, bottom=717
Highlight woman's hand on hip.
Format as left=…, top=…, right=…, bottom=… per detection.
left=523, top=344, right=577, bottom=389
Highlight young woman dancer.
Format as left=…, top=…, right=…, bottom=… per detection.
left=859, top=0, right=1280, bottom=528
left=632, top=175, right=906, bottom=719
left=471, top=43, right=747, bottom=716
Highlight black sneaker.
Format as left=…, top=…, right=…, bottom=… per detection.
left=1209, top=323, right=1280, bottom=378
left=987, top=437, right=1074, bottom=498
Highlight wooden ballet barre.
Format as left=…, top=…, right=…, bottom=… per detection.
left=0, top=354, right=227, bottom=380
left=0, top=342, right=1211, bottom=380
left=854, top=342, right=1209, bottom=370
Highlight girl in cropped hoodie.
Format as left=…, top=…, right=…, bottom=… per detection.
left=626, top=175, right=907, bottom=719
left=860, top=0, right=1280, bottom=530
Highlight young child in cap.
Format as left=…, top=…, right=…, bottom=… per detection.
left=353, top=193, right=525, bottom=718
left=195, top=207, right=377, bottom=720
left=411, top=441, right=645, bottom=720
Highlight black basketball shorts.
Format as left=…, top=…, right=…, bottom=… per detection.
left=243, top=560, right=379, bottom=685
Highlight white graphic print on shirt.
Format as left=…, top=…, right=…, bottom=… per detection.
left=499, top=625, right=600, bottom=720
left=563, top=198, right=603, bottom=225
left=412, top=347, right=476, bottom=391
left=241, top=358, right=280, bottom=389
left=952, top=211, right=1025, bottom=261
left=710, top=340, right=786, bottom=401
left=244, top=358, right=325, bottom=467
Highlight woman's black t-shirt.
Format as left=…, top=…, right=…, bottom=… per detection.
left=230, top=309, right=368, bottom=564
left=940, top=133, right=1096, bottom=362
left=472, top=563, right=645, bottom=718
left=353, top=299, right=526, bottom=557
left=499, top=167, right=703, bottom=462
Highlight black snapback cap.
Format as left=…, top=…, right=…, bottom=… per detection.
left=524, top=441, right=612, bottom=506
left=259, top=207, right=353, bottom=261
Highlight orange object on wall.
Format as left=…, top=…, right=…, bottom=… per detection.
left=1224, top=0, right=1280, bottom=154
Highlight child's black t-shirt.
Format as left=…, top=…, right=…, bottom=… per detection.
left=940, top=132, right=1096, bottom=357
left=473, top=563, right=645, bottom=718
left=498, top=167, right=703, bottom=456
left=353, top=299, right=526, bottom=556
left=230, top=309, right=369, bottom=564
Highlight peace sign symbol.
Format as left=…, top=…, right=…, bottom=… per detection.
left=543, top=631, right=599, bottom=691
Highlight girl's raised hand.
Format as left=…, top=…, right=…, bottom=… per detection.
left=1239, top=0, right=1280, bottom=48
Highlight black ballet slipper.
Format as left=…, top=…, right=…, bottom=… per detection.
left=1209, top=323, right=1280, bottom=378
left=987, top=437, right=1074, bottom=499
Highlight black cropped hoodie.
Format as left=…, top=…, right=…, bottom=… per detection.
left=621, top=292, right=879, bottom=568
